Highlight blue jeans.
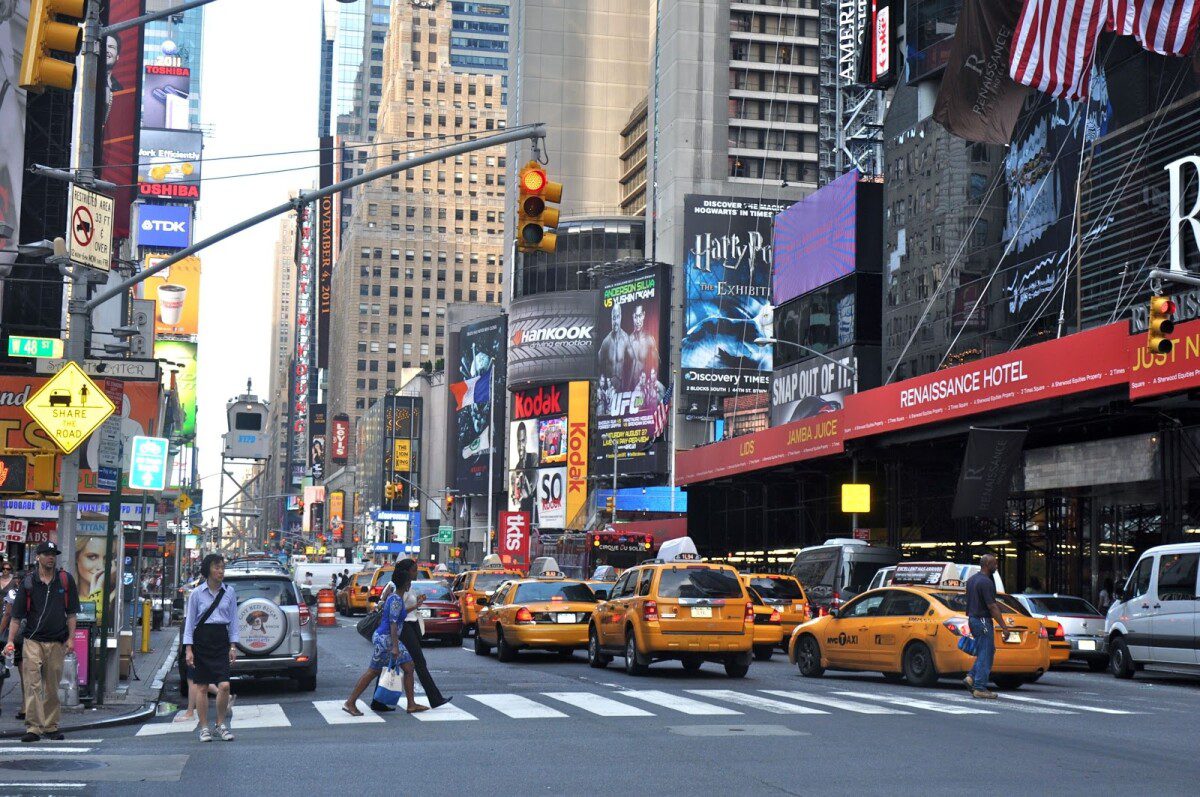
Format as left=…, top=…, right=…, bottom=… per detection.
left=968, top=617, right=995, bottom=688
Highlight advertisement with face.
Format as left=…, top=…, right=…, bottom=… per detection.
left=154, top=339, right=197, bottom=438
left=595, top=263, right=667, bottom=467
left=452, top=316, right=505, bottom=492
left=139, top=254, right=201, bottom=336
left=538, top=417, right=567, bottom=464
left=99, top=0, right=145, bottom=237
left=681, top=195, right=792, bottom=396
left=508, top=419, right=538, bottom=513
left=137, top=128, right=203, bottom=201
left=141, top=64, right=191, bottom=129
left=76, top=533, right=121, bottom=626
left=310, top=403, right=327, bottom=480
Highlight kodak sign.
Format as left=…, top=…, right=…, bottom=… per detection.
left=566, top=381, right=589, bottom=529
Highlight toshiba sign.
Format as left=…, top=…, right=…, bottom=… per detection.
left=508, top=291, right=598, bottom=384
left=499, top=511, right=530, bottom=568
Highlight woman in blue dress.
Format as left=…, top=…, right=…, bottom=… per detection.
left=342, top=568, right=428, bottom=716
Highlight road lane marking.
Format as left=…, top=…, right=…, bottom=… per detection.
left=313, top=700, right=385, bottom=724
left=1001, top=694, right=1136, bottom=714
left=229, top=702, right=290, bottom=728
left=615, top=690, right=742, bottom=716
left=834, top=691, right=997, bottom=715
left=687, top=690, right=828, bottom=715
left=0, top=747, right=93, bottom=753
left=411, top=703, right=477, bottom=721
left=761, top=690, right=911, bottom=715
left=541, top=692, right=655, bottom=717
left=931, top=693, right=1073, bottom=714
left=466, top=694, right=567, bottom=719
left=136, top=713, right=199, bottom=736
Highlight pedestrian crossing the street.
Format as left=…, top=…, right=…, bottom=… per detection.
left=132, top=686, right=1140, bottom=735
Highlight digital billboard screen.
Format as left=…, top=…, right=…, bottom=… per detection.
left=773, top=170, right=859, bottom=304
left=138, top=128, right=202, bottom=201
left=451, top=315, right=505, bottom=493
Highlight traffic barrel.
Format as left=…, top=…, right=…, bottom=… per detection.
left=317, top=588, right=337, bottom=626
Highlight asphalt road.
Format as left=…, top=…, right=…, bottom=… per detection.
left=2, top=619, right=1198, bottom=796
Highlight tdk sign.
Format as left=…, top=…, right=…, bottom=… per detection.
left=137, top=203, right=192, bottom=249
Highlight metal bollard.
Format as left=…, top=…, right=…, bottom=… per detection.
left=59, top=651, right=80, bottom=708
left=141, top=600, right=152, bottom=653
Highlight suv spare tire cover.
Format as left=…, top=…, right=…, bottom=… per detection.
left=236, top=597, right=288, bottom=655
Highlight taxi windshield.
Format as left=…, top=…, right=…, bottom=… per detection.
left=1028, top=596, right=1101, bottom=615
left=411, top=581, right=454, bottom=601
left=514, top=582, right=597, bottom=603
left=747, top=577, right=804, bottom=600
left=474, top=572, right=514, bottom=591
left=354, top=573, right=373, bottom=586
left=931, top=592, right=1028, bottom=616
left=658, top=567, right=743, bottom=599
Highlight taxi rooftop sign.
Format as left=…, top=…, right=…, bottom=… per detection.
left=24, top=362, right=115, bottom=454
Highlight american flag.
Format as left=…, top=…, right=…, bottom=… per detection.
left=1110, top=0, right=1200, bottom=54
left=651, top=385, right=673, bottom=442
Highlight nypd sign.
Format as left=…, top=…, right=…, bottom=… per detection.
left=137, top=203, right=192, bottom=249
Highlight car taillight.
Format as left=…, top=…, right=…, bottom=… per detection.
left=943, top=617, right=969, bottom=636
left=447, top=611, right=461, bottom=619
left=770, top=609, right=781, bottom=623
left=1053, top=624, right=1064, bottom=639
left=745, top=602, right=755, bottom=624
left=370, top=586, right=383, bottom=597
left=298, top=601, right=311, bottom=627
left=642, top=600, right=659, bottom=622
left=1038, top=626, right=1048, bottom=639
left=516, top=607, right=534, bottom=624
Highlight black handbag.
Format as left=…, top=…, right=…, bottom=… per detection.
left=356, top=606, right=382, bottom=641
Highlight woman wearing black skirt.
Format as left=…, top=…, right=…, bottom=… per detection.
left=183, top=554, right=238, bottom=742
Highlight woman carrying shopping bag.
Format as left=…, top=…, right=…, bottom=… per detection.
left=342, top=568, right=428, bottom=716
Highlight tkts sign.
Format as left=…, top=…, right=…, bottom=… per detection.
left=499, top=511, right=530, bottom=568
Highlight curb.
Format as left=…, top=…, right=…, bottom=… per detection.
left=0, top=629, right=180, bottom=739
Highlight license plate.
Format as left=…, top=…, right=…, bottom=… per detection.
left=555, top=613, right=577, bottom=623
left=1004, top=631, right=1021, bottom=644
left=416, top=609, right=431, bottom=619
left=1077, top=639, right=1097, bottom=651
left=691, top=606, right=713, bottom=618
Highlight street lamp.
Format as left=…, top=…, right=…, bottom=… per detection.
left=755, top=337, right=858, bottom=386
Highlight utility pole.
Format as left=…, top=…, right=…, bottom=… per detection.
left=611, top=439, right=618, bottom=525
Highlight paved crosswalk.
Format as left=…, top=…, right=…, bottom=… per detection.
left=133, top=686, right=1138, bottom=735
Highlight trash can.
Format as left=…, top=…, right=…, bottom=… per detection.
left=152, top=599, right=163, bottom=630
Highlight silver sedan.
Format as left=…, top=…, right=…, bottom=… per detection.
left=1012, top=593, right=1109, bottom=671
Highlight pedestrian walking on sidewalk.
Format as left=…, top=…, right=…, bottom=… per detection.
left=394, top=559, right=451, bottom=709
left=342, top=567, right=427, bottom=716
left=183, top=554, right=238, bottom=742
left=4, top=542, right=80, bottom=743
left=963, top=554, right=1010, bottom=700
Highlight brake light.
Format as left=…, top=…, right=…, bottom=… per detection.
left=447, top=611, right=461, bottom=619
left=1038, top=626, right=1048, bottom=639
left=298, top=601, right=311, bottom=627
left=516, top=607, right=534, bottom=624
left=745, top=602, right=755, bottom=624
left=370, top=586, right=383, bottom=597
left=642, top=600, right=659, bottom=622
left=1052, top=624, right=1064, bottom=639
left=769, top=609, right=781, bottom=623
left=943, top=617, right=969, bottom=637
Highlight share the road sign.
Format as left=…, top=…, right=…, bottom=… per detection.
left=129, top=436, right=170, bottom=492
left=24, top=362, right=115, bottom=454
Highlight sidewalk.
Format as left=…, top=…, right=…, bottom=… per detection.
left=0, top=625, right=179, bottom=737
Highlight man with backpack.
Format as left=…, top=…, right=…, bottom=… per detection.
left=4, top=542, right=80, bottom=743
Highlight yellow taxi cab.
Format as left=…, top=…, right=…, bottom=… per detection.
left=740, top=573, right=809, bottom=642
left=472, top=561, right=598, bottom=661
left=787, top=578, right=1050, bottom=689
left=587, top=537, right=756, bottom=678
left=747, top=587, right=782, bottom=661
left=336, top=569, right=375, bottom=616
left=452, top=555, right=527, bottom=635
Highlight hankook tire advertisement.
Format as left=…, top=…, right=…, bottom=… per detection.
left=507, top=291, right=598, bottom=386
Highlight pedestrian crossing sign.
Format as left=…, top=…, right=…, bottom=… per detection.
left=24, top=361, right=115, bottom=454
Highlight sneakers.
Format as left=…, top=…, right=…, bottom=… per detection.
left=198, top=727, right=213, bottom=742
left=44, top=732, right=64, bottom=741
left=216, top=723, right=234, bottom=742
left=20, top=732, right=39, bottom=743
left=971, top=689, right=998, bottom=700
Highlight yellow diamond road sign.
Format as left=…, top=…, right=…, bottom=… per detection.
left=25, top=362, right=115, bottom=454
left=175, top=493, right=193, bottom=511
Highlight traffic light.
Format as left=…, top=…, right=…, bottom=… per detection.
left=20, top=0, right=85, bottom=91
left=516, top=161, right=562, bottom=254
left=384, top=482, right=396, bottom=501
left=605, top=496, right=615, bottom=513
left=445, top=493, right=455, bottom=513
left=1148, top=295, right=1177, bottom=354
left=0, top=449, right=57, bottom=494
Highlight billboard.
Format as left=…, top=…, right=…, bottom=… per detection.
left=498, top=511, right=530, bottom=569
left=331, top=414, right=350, bottom=464
left=329, top=490, right=345, bottom=543
left=139, top=254, right=201, bottom=336
left=507, top=291, right=598, bottom=386
left=141, top=64, right=191, bottom=129
left=774, top=170, right=859, bottom=304
left=317, top=135, right=335, bottom=369
left=536, top=467, right=566, bottom=527
left=292, top=207, right=314, bottom=486
left=770, top=351, right=858, bottom=427
left=310, top=403, right=326, bottom=480
left=154, top=339, right=197, bottom=438
left=509, top=382, right=588, bottom=529
left=595, top=263, right=668, bottom=468
left=137, top=128, right=202, bottom=201
left=451, top=316, right=505, bottom=492
left=566, top=381, right=589, bottom=530
left=0, top=1, right=28, bottom=269
left=507, top=418, right=538, bottom=514
left=99, top=0, right=146, bottom=238
left=681, top=195, right=792, bottom=396
left=381, top=396, right=421, bottom=510
left=137, top=203, right=192, bottom=249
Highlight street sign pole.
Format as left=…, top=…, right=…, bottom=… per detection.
left=94, top=445, right=123, bottom=706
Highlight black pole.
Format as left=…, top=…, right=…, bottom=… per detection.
left=93, top=460, right=123, bottom=706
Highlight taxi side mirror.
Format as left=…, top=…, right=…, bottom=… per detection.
left=829, top=608, right=840, bottom=619
left=476, top=597, right=488, bottom=606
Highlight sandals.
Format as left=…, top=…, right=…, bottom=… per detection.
left=341, top=704, right=364, bottom=717
left=406, top=704, right=430, bottom=714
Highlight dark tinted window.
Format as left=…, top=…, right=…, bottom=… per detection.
left=473, top=572, right=513, bottom=591
left=411, top=580, right=453, bottom=601
left=1027, top=596, right=1101, bottom=615
left=884, top=591, right=930, bottom=616
left=1157, top=553, right=1199, bottom=601
left=792, top=549, right=839, bottom=598
left=847, top=561, right=883, bottom=595
left=932, top=592, right=1026, bottom=615
left=657, top=567, right=743, bottom=599
left=1128, top=557, right=1153, bottom=600
left=234, top=411, right=263, bottom=431
left=585, top=582, right=611, bottom=600
left=747, top=577, right=804, bottom=600
left=611, top=571, right=636, bottom=599
left=228, top=577, right=296, bottom=606
left=514, top=582, right=597, bottom=603
left=637, top=569, right=654, bottom=597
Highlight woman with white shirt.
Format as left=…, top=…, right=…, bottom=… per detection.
left=380, top=559, right=451, bottom=708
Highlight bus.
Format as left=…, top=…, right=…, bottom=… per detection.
left=532, top=529, right=657, bottom=578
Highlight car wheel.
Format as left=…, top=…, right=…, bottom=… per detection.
left=753, top=646, right=773, bottom=662
left=1087, top=657, right=1110, bottom=672
left=496, top=628, right=517, bottom=662
left=1109, top=636, right=1135, bottom=679
left=295, top=663, right=318, bottom=692
left=724, top=656, right=750, bottom=679
left=902, top=642, right=938, bottom=687
left=796, top=635, right=825, bottom=678
left=681, top=655, right=703, bottom=674
left=587, top=627, right=610, bottom=669
left=993, top=675, right=1025, bottom=690
left=624, top=631, right=648, bottom=676
left=473, top=632, right=491, bottom=657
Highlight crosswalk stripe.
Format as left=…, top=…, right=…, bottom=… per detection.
left=931, top=693, right=1073, bottom=714
left=0, top=747, right=93, bottom=753
left=230, top=703, right=290, bottom=728
left=834, top=691, right=997, bottom=715
left=411, top=703, right=478, bottom=722
left=1000, top=694, right=1135, bottom=715
left=467, top=693, right=567, bottom=719
left=136, top=713, right=199, bottom=736
left=541, top=692, right=655, bottom=717
left=760, top=690, right=911, bottom=714
left=687, top=690, right=828, bottom=715
left=313, top=700, right=386, bottom=724
left=616, top=690, right=742, bottom=716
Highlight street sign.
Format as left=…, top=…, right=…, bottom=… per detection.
left=128, top=435, right=170, bottom=491
left=175, top=493, right=192, bottom=512
left=437, top=525, right=453, bottom=545
left=7, top=336, right=63, bottom=359
left=96, top=378, right=124, bottom=490
left=24, top=361, right=116, bottom=454
left=156, top=531, right=166, bottom=546
left=35, top=357, right=160, bottom=381
left=69, top=185, right=115, bottom=271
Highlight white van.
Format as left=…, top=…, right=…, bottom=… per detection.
left=869, top=562, right=1006, bottom=593
left=295, top=562, right=368, bottom=599
left=789, top=539, right=901, bottom=614
left=1106, top=542, right=1200, bottom=678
